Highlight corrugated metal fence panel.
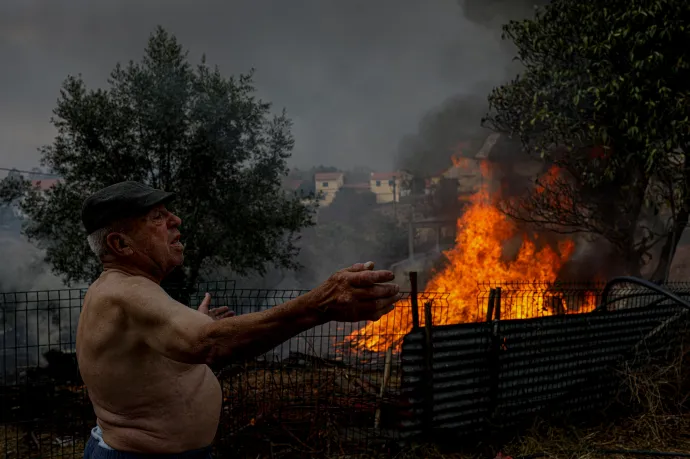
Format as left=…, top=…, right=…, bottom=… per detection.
left=399, top=322, right=492, bottom=438
left=398, top=302, right=689, bottom=439
left=495, top=304, right=688, bottom=429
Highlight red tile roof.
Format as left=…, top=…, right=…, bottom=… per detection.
left=342, top=182, right=371, bottom=190
left=315, top=172, right=344, bottom=180
left=31, top=178, right=60, bottom=190
left=283, top=179, right=304, bottom=191
left=371, top=172, right=402, bottom=180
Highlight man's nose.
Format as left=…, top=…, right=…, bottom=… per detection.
left=169, top=213, right=182, bottom=227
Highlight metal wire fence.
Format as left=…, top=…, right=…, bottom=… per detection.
left=0, top=282, right=449, bottom=458
left=2, top=279, right=688, bottom=457
left=400, top=280, right=690, bottom=441
left=475, top=280, right=690, bottom=319
left=212, top=288, right=450, bottom=457
left=475, top=281, right=605, bottom=321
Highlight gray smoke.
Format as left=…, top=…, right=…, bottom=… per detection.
left=1, top=0, right=509, bottom=173
left=206, top=182, right=408, bottom=361
left=392, top=0, right=659, bottom=282
left=0, top=1, right=556, bottom=373
left=0, top=231, right=79, bottom=385
left=459, top=0, right=550, bottom=28
left=395, top=0, right=549, bottom=177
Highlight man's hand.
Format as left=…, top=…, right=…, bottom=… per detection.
left=198, top=293, right=235, bottom=321
left=313, top=261, right=401, bottom=323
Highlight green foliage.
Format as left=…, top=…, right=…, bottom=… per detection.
left=487, top=0, right=690, bottom=182
left=2, top=27, right=315, bottom=287
left=484, top=0, right=690, bottom=275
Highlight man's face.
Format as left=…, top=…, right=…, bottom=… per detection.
left=124, top=204, right=184, bottom=276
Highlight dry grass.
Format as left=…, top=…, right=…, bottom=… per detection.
left=1, top=424, right=87, bottom=459
left=495, top=336, right=690, bottom=459
left=0, top=383, right=92, bottom=459
left=498, top=415, right=690, bottom=459
left=329, top=333, right=690, bottom=459
left=0, top=358, right=398, bottom=459
left=326, top=444, right=478, bottom=459
left=215, top=357, right=402, bottom=458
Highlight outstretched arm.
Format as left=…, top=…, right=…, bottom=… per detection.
left=120, top=262, right=400, bottom=365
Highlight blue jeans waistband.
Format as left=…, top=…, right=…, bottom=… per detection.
left=84, top=428, right=213, bottom=459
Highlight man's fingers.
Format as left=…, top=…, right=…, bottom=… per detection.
left=363, top=295, right=401, bottom=321
left=219, top=310, right=236, bottom=319
left=351, top=269, right=395, bottom=287
left=211, top=306, right=230, bottom=315
left=198, top=293, right=211, bottom=314
left=360, top=295, right=401, bottom=313
left=377, top=294, right=402, bottom=310
left=343, top=261, right=375, bottom=273
left=354, top=283, right=400, bottom=300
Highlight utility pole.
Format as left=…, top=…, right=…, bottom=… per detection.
left=663, top=220, right=690, bottom=283
left=408, top=220, right=415, bottom=261
left=663, top=225, right=677, bottom=284
left=393, top=178, right=398, bottom=222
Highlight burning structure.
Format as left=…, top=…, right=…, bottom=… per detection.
left=343, top=134, right=598, bottom=353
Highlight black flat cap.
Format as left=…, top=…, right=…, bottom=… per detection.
left=81, top=181, right=175, bottom=234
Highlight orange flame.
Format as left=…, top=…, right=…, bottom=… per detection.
left=452, top=156, right=472, bottom=169
left=535, top=166, right=560, bottom=194
left=451, top=155, right=491, bottom=179
left=341, top=170, right=596, bottom=354
left=479, top=160, right=491, bottom=178
left=534, top=165, right=573, bottom=210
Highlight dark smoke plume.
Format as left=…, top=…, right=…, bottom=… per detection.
left=396, top=1, right=552, bottom=179
left=458, top=0, right=550, bottom=28
left=398, top=0, right=666, bottom=283
left=396, top=90, right=493, bottom=177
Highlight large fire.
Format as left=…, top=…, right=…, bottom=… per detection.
left=342, top=162, right=597, bottom=353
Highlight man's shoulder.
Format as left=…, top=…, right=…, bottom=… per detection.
left=87, top=272, right=165, bottom=308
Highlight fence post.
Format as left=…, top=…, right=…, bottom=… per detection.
left=410, top=272, right=420, bottom=330
left=422, top=300, right=434, bottom=439
left=486, top=288, right=497, bottom=322
left=486, top=287, right=502, bottom=437
left=494, top=287, right=502, bottom=321
left=374, top=347, right=394, bottom=429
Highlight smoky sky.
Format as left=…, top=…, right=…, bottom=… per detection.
left=0, top=0, right=512, bottom=173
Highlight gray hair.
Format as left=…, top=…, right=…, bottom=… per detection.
left=87, top=226, right=112, bottom=258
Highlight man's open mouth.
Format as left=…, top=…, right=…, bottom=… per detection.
left=171, top=235, right=183, bottom=247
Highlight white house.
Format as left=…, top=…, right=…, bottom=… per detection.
left=314, top=172, right=345, bottom=207
left=370, top=172, right=409, bottom=204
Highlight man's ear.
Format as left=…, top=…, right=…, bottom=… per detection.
left=105, top=232, right=134, bottom=257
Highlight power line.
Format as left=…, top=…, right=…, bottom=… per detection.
left=0, top=167, right=60, bottom=178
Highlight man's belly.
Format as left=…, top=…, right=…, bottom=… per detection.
left=92, top=365, right=222, bottom=454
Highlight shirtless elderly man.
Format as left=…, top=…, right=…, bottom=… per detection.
left=76, top=181, right=401, bottom=459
